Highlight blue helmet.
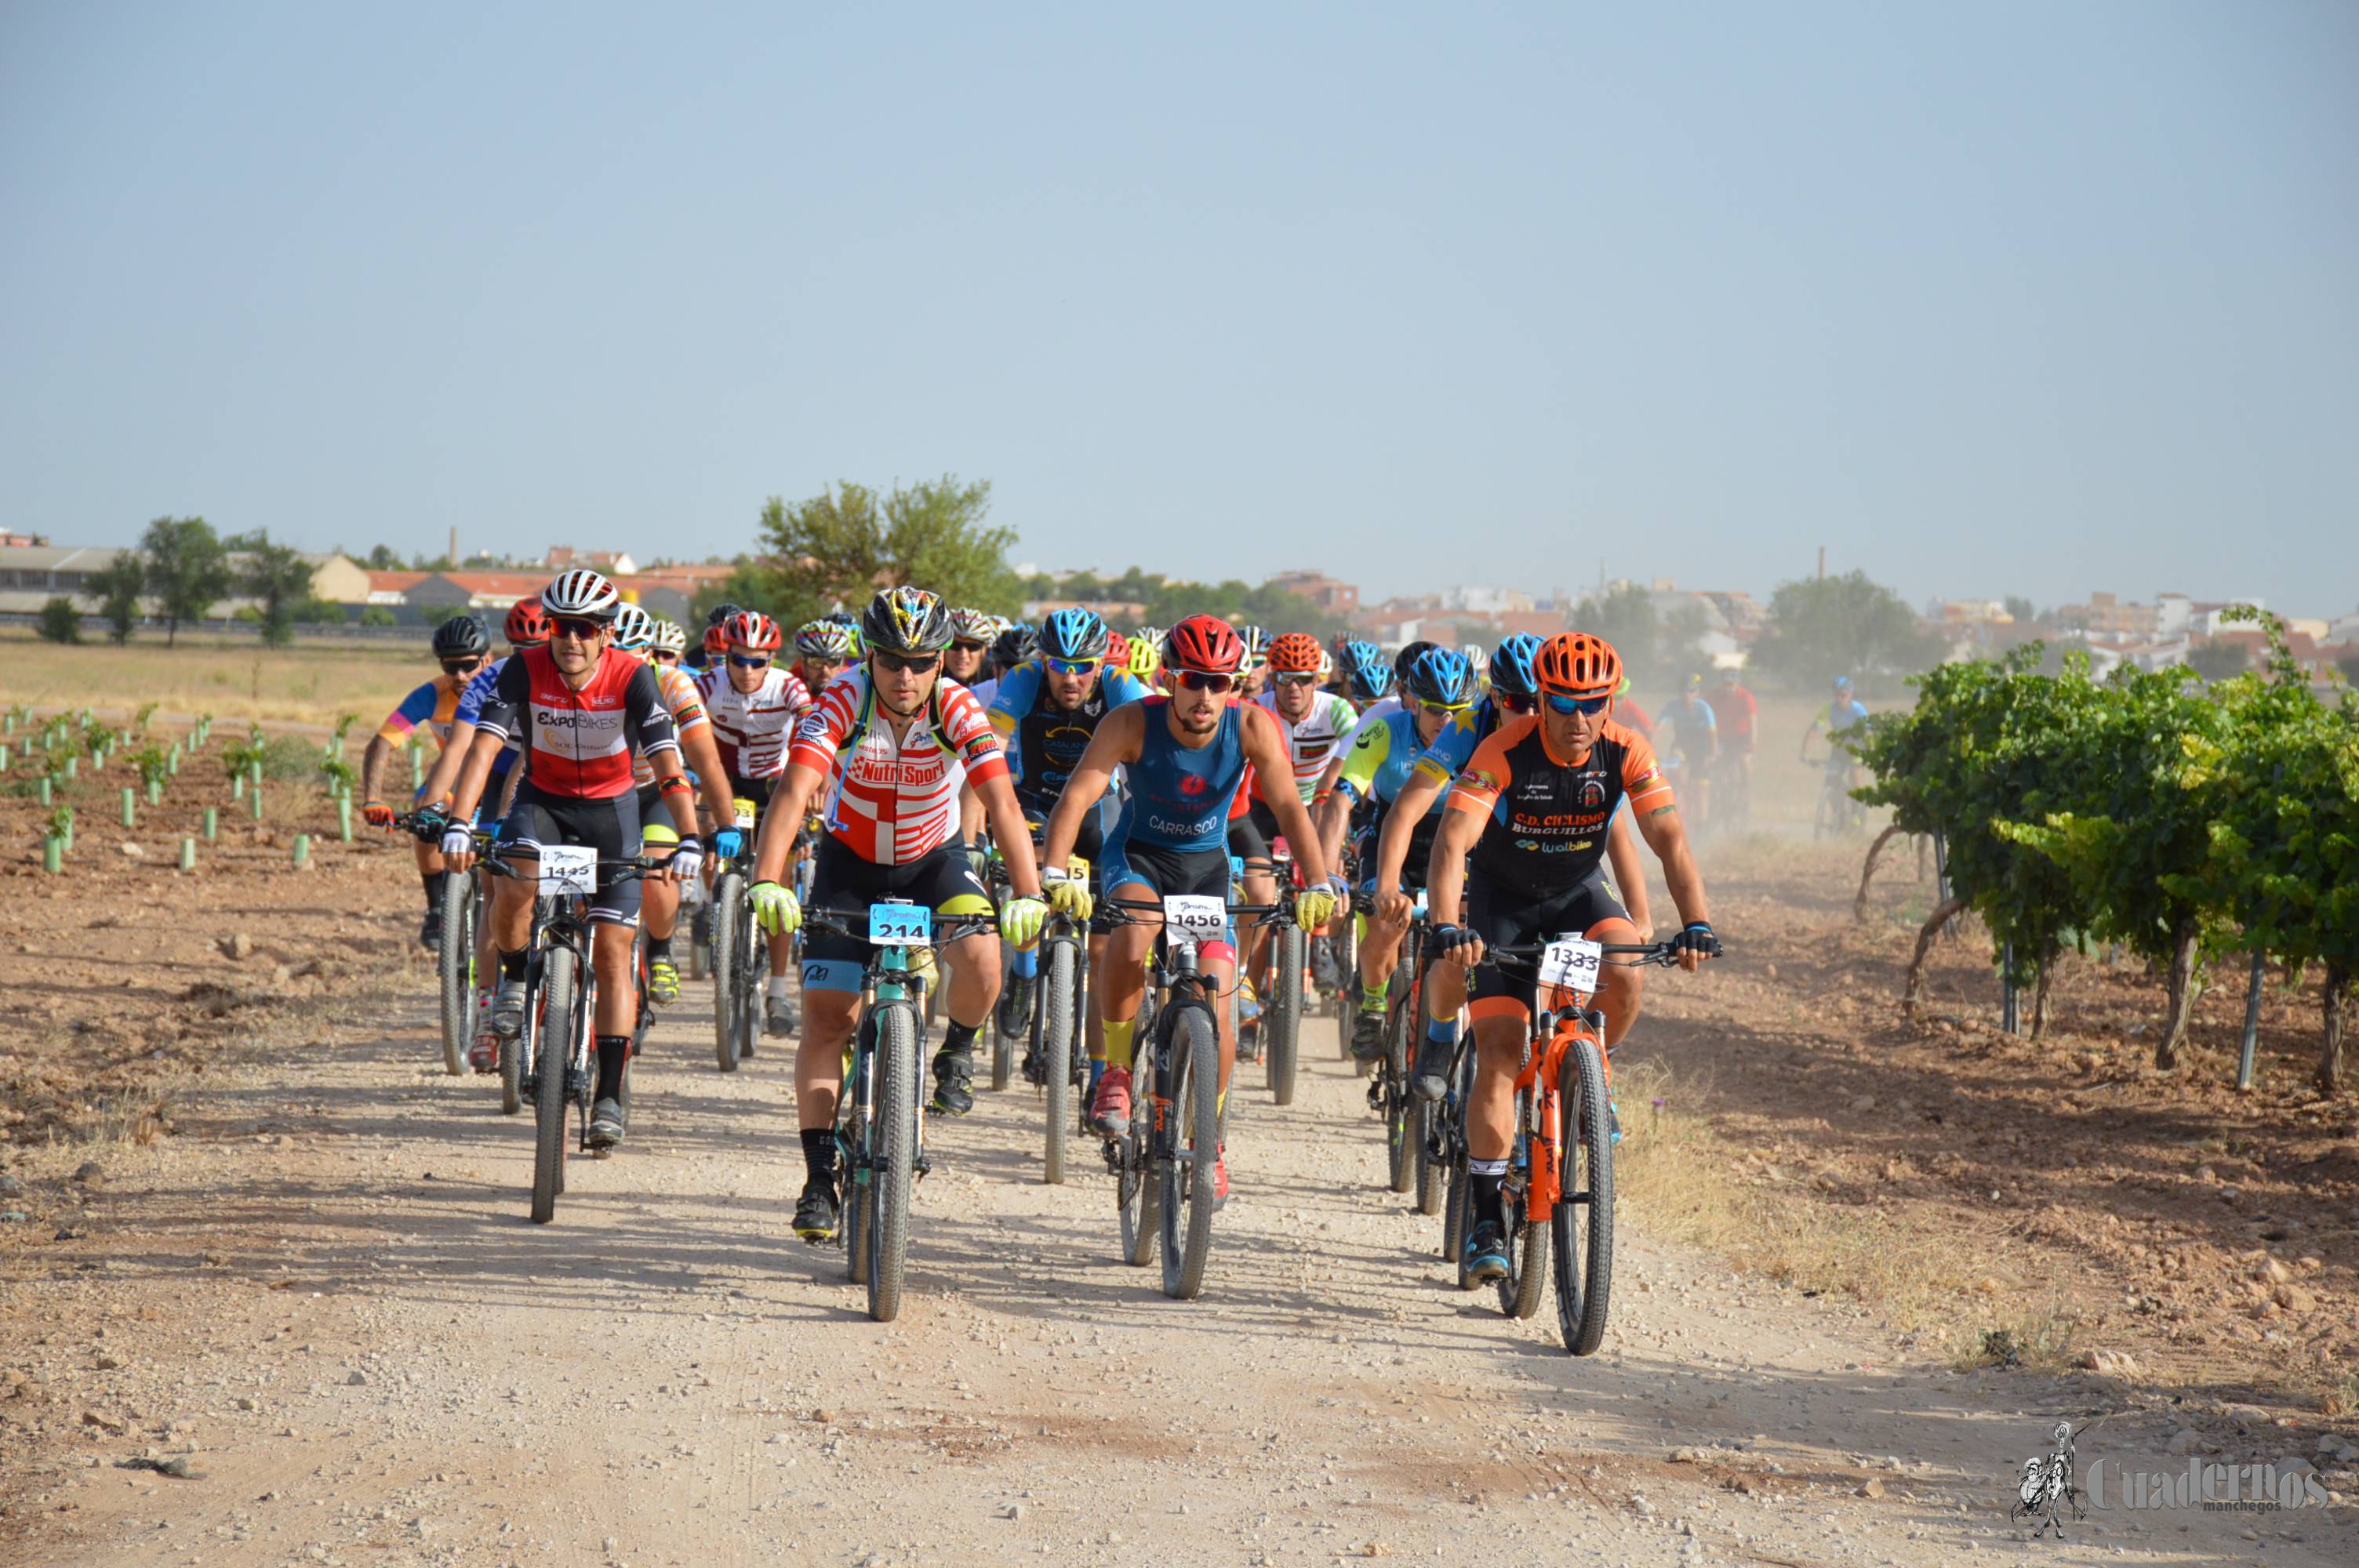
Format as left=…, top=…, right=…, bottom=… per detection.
left=1340, top=641, right=1390, bottom=703
left=1488, top=633, right=1541, bottom=702
left=1039, top=607, right=1110, bottom=662
left=1404, top=647, right=1477, bottom=709
left=1833, top=675, right=1854, bottom=692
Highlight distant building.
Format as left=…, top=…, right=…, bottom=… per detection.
left=1266, top=570, right=1359, bottom=616
left=545, top=546, right=640, bottom=576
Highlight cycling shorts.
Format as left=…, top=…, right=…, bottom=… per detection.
left=1356, top=808, right=1440, bottom=895
left=1099, top=835, right=1236, bottom=957
left=498, top=782, right=644, bottom=926
left=634, top=781, right=697, bottom=846
left=1465, top=869, right=1629, bottom=1020
left=802, top=838, right=994, bottom=994
left=1226, top=798, right=1282, bottom=868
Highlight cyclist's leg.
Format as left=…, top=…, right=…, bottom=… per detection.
left=575, top=790, right=643, bottom=1040
left=1228, top=808, right=1276, bottom=998
left=485, top=794, right=555, bottom=1027
left=1088, top=838, right=1158, bottom=1136
left=636, top=785, right=683, bottom=1000
left=924, top=848, right=1002, bottom=1113
left=792, top=842, right=873, bottom=1232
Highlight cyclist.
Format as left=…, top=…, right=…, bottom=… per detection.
left=1710, top=666, right=1757, bottom=812
left=1235, top=631, right=1358, bottom=1021
left=648, top=618, right=689, bottom=669
left=944, top=608, right=996, bottom=688
left=987, top=607, right=1150, bottom=1094
left=691, top=603, right=742, bottom=672
left=442, top=570, right=731, bottom=1151
left=1313, top=645, right=1475, bottom=1059
left=742, top=587, right=1049, bottom=1243
left=972, top=622, right=1034, bottom=712
left=1656, top=675, right=1718, bottom=826
left=1235, top=625, right=1271, bottom=700
left=1125, top=630, right=1161, bottom=686
left=360, top=613, right=494, bottom=948
left=1038, top=615, right=1343, bottom=1201
left=609, top=605, right=734, bottom=1006
left=1338, top=641, right=1391, bottom=708
left=1801, top=674, right=1872, bottom=822
left=1420, top=632, right=1720, bottom=1282
left=791, top=619, right=857, bottom=705
left=695, top=609, right=812, bottom=1038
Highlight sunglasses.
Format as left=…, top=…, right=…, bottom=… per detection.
left=1545, top=692, right=1613, bottom=717
left=1274, top=672, right=1320, bottom=688
left=728, top=652, right=772, bottom=670
left=440, top=657, right=483, bottom=676
left=551, top=616, right=607, bottom=641
left=1173, top=670, right=1236, bottom=693
left=873, top=651, right=940, bottom=676
left=1419, top=700, right=1472, bottom=718
left=802, top=655, right=850, bottom=670
left=951, top=639, right=990, bottom=654
left=1044, top=655, right=1100, bottom=677
left=650, top=650, right=680, bottom=665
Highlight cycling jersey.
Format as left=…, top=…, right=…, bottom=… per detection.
left=1657, top=697, right=1715, bottom=754
left=696, top=664, right=810, bottom=782
left=1252, top=688, right=1358, bottom=803
left=788, top=670, right=1006, bottom=866
left=1616, top=698, right=1655, bottom=742
left=1110, top=695, right=1248, bottom=855
left=631, top=659, right=711, bottom=789
left=452, top=657, right=522, bottom=777
left=1336, top=706, right=1441, bottom=813
left=1715, top=683, right=1759, bottom=747
left=1447, top=716, right=1670, bottom=898
left=1409, top=698, right=1510, bottom=789
left=474, top=646, right=680, bottom=800
left=987, top=660, right=1149, bottom=812
left=375, top=674, right=468, bottom=750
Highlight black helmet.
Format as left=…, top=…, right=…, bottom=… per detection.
left=860, top=586, right=956, bottom=655
left=704, top=601, right=743, bottom=628
left=431, top=614, right=492, bottom=659
left=993, top=623, right=1039, bottom=669
left=1391, top=639, right=1438, bottom=688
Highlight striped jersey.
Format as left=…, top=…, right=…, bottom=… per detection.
left=632, top=659, right=711, bottom=788
left=787, top=670, right=1008, bottom=865
left=695, top=663, right=811, bottom=782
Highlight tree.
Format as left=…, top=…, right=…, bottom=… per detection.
left=1563, top=583, right=1710, bottom=695
left=84, top=553, right=147, bottom=643
left=35, top=597, right=81, bottom=644
left=140, top=516, right=231, bottom=646
left=227, top=529, right=323, bottom=647
left=359, top=606, right=398, bottom=627
left=1748, top=570, right=1945, bottom=694
left=2338, top=649, right=2359, bottom=688
left=364, top=543, right=403, bottom=570
left=2003, top=595, right=2039, bottom=627
left=2186, top=640, right=2248, bottom=683
left=736, top=476, right=1020, bottom=630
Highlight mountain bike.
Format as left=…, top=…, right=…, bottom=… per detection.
left=804, top=902, right=1000, bottom=1323
left=1101, top=893, right=1290, bottom=1300
left=1258, top=840, right=1307, bottom=1106
left=1805, top=753, right=1866, bottom=840
left=480, top=844, right=660, bottom=1225
left=1479, top=936, right=1691, bottom=1355
left=708, top=795, right=763, bottom=1073
left=400, top=810, right=483, bottom=1077
left=1017, top=830, right=1092, bottom=1185
left=1353, top=891, right=1434, bottom=1202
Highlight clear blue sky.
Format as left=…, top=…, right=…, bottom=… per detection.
left=3, top=2, right=2353, bottom=615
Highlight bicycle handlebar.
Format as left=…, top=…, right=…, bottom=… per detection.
left=800, top=906, right=1001, bottom=941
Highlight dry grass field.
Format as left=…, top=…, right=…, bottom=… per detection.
left=0, top=628, right=432, bottom=731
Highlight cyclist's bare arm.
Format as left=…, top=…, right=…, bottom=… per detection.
left=972, top=771, right=1044, bottom=898
left=418, top=717, right=478, bottom=804
left=358, top=735, right=392, bottom=807
left=1040, top=705, right=1141, bottom=872
left=1242, top=706, right=1332, bottom=889
left=1374, top=770, right=1446, bottom=913
left=1632, top=797, right=1710, bottom=939
left=748, top=760, right=827, bottom=886
left=1310, top=786, right=1352, bottom=875
left=1421, top=796, right=1487, bottom=967
left=676, top=722, right=735, bottom=829
left=1607, top=808, right=1652, bottom=935
left=956, top=782, right=984, bottom=848
left=439, top=728, right=511, bottom=871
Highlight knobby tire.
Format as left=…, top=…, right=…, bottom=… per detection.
left=1551, top=1036, right=1615, bottom=1356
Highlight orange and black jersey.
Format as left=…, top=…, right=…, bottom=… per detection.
left=1445, top=716, right=1671, bottom=896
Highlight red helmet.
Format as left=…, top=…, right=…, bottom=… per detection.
left=504, top=597, right=551, bottom=646
left=702, top=622, right=729, bottom=655
left=1267, top=632, right=1323, bottom=674
left=1103, top=630, right=1131, bottom=671
left=721, top=609, right=781, bottom=652
left=1165, top=614, right=1246, bottom=676
left=1534, top=632, right=1623, bottom=699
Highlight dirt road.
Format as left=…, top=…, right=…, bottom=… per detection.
left=7, top=948, right=2349, bottom=1568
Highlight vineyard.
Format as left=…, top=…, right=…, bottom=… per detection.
left=1850, top=613, right=2357, bottom=1092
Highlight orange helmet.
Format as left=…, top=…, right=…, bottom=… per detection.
left=1267, top=632, right=1323, bottom=674
left=1534, top=632, right=1622, bottom=699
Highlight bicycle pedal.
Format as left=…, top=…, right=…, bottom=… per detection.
left=913, top=1152, right=932, bottom=1178
left=1365, top=1080, right=1387, bottom=1112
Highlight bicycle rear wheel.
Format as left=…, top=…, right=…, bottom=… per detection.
left=529, top=951, right=575, bottom=1225
left=1550, top=1036, right=1615, bottom=1356
left=1160, top=1004, right=1220, bottom=1300
left=1383, top=985, right=1415, bottom=1193
left=1499, top=1086, right=1549, bottom=1319
left=435, top=873, right=474, bottom=1076
left=867, top=1003, right=918, bottom=1322
left=991, top=938, right=1019, bottom=1092
left=1265, top=924, right=1303, bottom=1105
left=711, top=872, right=744, bottom=1072
left=1445, top=1143, right=1474, bottom=1288
left=1041, top=939, right=1074, bottom=1185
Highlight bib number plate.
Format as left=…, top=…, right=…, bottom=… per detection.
left=868, top=900, right=932, bottom=946
left=1162, top=895, right=1227, bottom=943
left=1539, top=936, right=1604, bottom=995
left=540, top=844, right=598, bottom=898
left=732, top=798, right=758, bottom=832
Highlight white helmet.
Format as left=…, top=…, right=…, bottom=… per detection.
left=651, top=618, right=688, bottom=655
left=610, top=603, right=654, bottom=652
left=543, top=568, right=621, bottom=621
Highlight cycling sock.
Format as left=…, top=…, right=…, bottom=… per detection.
left=1358, top=983, right=1387, bottom=1015
left=1009, top=946, right=1037, bottom=979
left=1102, top=1018, right=1136, bottom=1071
left=647, top=934, right=672, bottom=961
left=594, top=1034, right=630, bottom=1101
left=940, top=1019, right=980, bottom=1060
left=766, top=974, right=792, bottom=999
left=799, top=1127, right=838, bottom=1187
left=499, top=949, right=527, bottom=981
left=1427, top=1015, right=1461, bottom=1049
left=1470, top=1159, right=1508, bottom=1230
left=421, top=869, right=448, bottom=908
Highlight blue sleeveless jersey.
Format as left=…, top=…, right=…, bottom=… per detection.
left=1111, top=696, right=1247, bottom=854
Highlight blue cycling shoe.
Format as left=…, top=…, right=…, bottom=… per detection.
left=1463, top=1220, right=1510, bottom=1283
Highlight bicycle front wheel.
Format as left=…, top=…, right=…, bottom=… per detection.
left=529, top=951, right=575, bottom=1225
left=1383, top=987, right=1415, bottom=1194
left=991, top=938, right=1018, bottom=1092
left=1550, top=1036, right=1615, bottom=1356
left=1499, top=1085, right=1550, bottom=1319
left=436, top=873, right=474, bottom=1076
left=867, top=1002, right=918, bottom=1322
left=1041, top=939, right=1074, bottom=1185
left=1160, top=1004, right=1221, bottom=1300
left=711, top=872, right=744, bottom=1073
left=1265, top=924, right=1303, bottom=1105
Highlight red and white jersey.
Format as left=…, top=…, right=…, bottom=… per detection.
left=1252, top=688, right=1359, bottom=804
left=788, top=671, right=1008, bottom=865
left=694, top=663, right=811, bottom=782
left=476, top=646, right=678, bottom=800
left=632, top=659, right=711, bottom=788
